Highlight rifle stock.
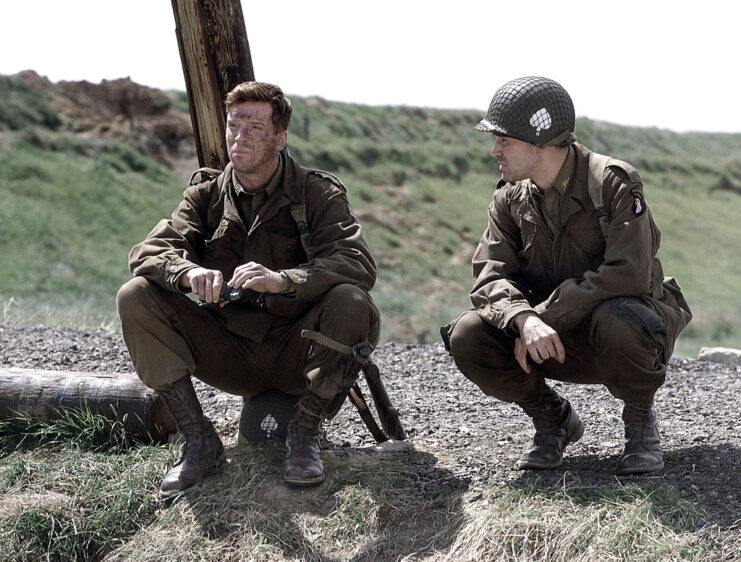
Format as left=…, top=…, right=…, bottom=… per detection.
left=361, top=358, right=407, bottom=441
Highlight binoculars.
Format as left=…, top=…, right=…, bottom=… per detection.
left=219, top=283, right=244, bottom=302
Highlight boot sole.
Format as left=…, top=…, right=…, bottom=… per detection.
left=516, top=418, right=585, bottom=470
left=618, top=455, right=664, bottom=475
left=285, top=473, right=326, bottom=487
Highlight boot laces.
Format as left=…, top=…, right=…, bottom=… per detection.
left=623, top=402, right=655, bottom=439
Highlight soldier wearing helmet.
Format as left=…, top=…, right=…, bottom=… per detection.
left=444, top=76, right=692, bottom=474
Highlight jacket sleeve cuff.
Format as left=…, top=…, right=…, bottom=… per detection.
left=165, top=258, right=197, bottom=293
left=281, top=268, right=308, bottom=298
left=503, top=307, right=537, bottom=338
left=477, top=302, right=535, bottom=337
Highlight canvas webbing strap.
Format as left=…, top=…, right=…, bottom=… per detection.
left=289, top=202, right=315, bottom=261
left=587, top=152, right=611, bottom=239
left=300, top=330, right=373, bottom=366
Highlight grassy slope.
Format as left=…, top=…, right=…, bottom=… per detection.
left=1, top=76, right=741, bottom=354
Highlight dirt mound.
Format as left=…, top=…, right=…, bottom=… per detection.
left=14, top=70, right=198, bottom=177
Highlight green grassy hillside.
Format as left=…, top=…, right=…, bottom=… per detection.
left=1, top=74, right=740, bottom=356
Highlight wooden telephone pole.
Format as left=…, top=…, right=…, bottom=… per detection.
left=171, top=0, right=256, bottom=169
left=0, top=5, right=257, bottom=440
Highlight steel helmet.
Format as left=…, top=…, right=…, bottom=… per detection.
left=476, top=76, right=576, bottom=146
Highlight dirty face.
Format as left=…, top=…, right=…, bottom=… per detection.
left=225, top=101, right=286, bottom=180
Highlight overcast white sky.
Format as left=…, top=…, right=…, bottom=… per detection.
left=1, top=1, right=739, bottom=133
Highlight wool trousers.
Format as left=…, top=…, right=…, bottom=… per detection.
left=116, top=277, right=379, bottom=401
left=448, top=298, right=667, bottom=403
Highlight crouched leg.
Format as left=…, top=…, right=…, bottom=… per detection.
left=448, top=311, right=583, bottom=469
left=117, top=278, right=228, bottom=495
left=592, top=297, right=668, bottom=473
left=284, top=284, right=380, bottom=486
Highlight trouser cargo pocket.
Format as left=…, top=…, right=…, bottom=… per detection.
left=610, top=297, right=668, bottom=352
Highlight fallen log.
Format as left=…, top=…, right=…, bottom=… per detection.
left=0, top=368, right=176, bottom=442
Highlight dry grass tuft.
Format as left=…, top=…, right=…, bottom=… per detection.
left=0, top=425, right=731, bottom=561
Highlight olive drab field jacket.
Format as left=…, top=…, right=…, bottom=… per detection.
left=128, top=150, right=376, bottom=341
left=471, top=142, right=691, bottom=355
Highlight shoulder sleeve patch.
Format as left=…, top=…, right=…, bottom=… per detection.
left=630, top=187, right=645, bottom=216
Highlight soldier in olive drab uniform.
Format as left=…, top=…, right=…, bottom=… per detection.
left=117, top=82, right=379, bottom=496
left=446, top=77, right=691, bottom=474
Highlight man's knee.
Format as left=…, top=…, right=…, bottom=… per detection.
left=116, top=277, right=152, bottom=320
left=322, top=283, right=368, bottom=310
left=448, top=311, right=483, bottom=361
left=449, top=311, right=514, bottom=371
left=592, top=298, right=667, bottom=399
left=317, top=284, right=379, bottom=342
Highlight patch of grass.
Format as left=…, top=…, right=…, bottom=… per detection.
left=0, top=133, right=184, bottom=304
left=0, top=447, right=166, bottom=561
left=325, top=484, right=378, bottom=544
left=0, top=404, right=153, bottom=455
left=0, top=408, right=169, bottom=561
left=0, top=295, right=119, bottom=332
left=0, top=76, right=61, bottom=131
left=0, top=418, right=729, bottom=562
left=444, top=477, right=710, bottom=561
left=101, top=444, right=469, bottom=561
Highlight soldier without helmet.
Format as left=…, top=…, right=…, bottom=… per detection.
left=117, top=81, right=379, bottom=496
left=445, top=76, right=692, bottom=474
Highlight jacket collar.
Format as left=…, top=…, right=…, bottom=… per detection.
left=560, top=142, right=597, bottom=219
left=513, top=142, right=595, bottom=226
left=241, top=149, right=308, bottom=235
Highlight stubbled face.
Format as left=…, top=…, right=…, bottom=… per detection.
left=225, top=101, right=286, bottom=176
left=490, top=135, right=540, bottom=183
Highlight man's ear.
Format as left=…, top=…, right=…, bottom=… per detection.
left=276, top=130, right=288, bottom=150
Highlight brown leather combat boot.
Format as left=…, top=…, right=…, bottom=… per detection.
left=619, top=400, right=664, bottom=474
left=284, top=392, right=333, bottom=487
left=515, top=386, right=584, bottom=470
left=157, top=376, right=225, bottom=498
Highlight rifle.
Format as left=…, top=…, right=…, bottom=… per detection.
left=349, top=357, right=407, bottom=443
left=300, top=329, right=406, bottom=443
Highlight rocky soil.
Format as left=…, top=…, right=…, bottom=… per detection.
left=1, top=323, right=740, bottom=533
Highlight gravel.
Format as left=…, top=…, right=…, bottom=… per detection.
left=1, top=323, right=740, bottom=531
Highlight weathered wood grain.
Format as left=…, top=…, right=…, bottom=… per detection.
left=0, top=368, right=175, bottom=442
left=171, top=0, right=255, bottom=169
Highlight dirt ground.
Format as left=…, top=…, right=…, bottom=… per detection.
left=1, top=323, right=739, bottom=535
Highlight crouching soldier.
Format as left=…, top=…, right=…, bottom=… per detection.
left=117, top=81, right=379, bottom=497
left=446, top=76, right=691, bottom=474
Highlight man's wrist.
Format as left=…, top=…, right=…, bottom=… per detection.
left=513, top=311, right=536, bottom=332
left=279, top=271, right=293, bottom=294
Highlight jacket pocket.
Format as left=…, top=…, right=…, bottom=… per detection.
left=203, top=217, right=244, bottom=273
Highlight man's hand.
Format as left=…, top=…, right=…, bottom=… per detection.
left=228, top=262, right=285, bottom=294
left=514, top=313, right=566, bottom=373
left=180, top=267, right=223, bottom=303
